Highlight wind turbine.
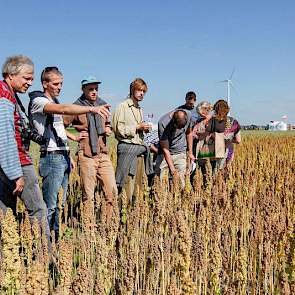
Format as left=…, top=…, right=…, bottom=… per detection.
left=218, top=68, right=236, bottom=115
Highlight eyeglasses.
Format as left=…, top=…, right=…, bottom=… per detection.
left=41, top=66, right=59, bottom=81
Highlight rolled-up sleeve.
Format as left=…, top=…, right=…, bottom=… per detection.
left=158, top=120, right=167, bottom=141
left=0, top=98, right=22, bottom=180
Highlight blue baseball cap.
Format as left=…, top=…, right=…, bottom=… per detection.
left=81, top=76, right=101, bottom=86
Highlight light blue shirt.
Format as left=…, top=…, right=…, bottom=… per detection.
left=0, top=98, right=22, bottom=180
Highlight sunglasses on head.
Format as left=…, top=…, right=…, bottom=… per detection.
left=41, top=66, right=59, bottom=81
left=41, top=66, right=59, bottom=74
left=44, top=66, right=58, bottom=71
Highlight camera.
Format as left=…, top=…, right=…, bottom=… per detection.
left=21, top=127, right=47, bottom=151
left=30, top=129, right=47, bottom=145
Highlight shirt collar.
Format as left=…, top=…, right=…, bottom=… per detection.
left=126, top=97, right=140, bottom=108
left=2, top=80, right=14, bottom=96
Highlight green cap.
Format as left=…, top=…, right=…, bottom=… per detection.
left=81, top=76, right=101, bottom=86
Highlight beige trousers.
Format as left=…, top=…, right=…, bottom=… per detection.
left=155, top=152, right=187, bottom=187
left=78, top=151, right=117, bottom=205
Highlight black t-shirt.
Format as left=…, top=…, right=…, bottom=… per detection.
left=206, top=117, right=226, bottom=133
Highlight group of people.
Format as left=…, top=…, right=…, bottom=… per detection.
left=0, top=55, right=241, bottom=246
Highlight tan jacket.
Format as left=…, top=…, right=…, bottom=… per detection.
left=112, top=98, right=144, bottom=145
left=64, top=113, right=108, bottom=157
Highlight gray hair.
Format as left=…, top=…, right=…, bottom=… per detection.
left=2, top=55, right=34, bottom=78
left=196, top=101, right=212, bottom=115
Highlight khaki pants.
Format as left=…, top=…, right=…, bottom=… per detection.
left=78, top=151, right=117, bottom=207
left=155, top=152, right=187, bottom=187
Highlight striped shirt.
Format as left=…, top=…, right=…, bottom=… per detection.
left=144, top=128, right=159, bottom=146
left=0, top=97, right=22, bottom=180
left=0, top=80, right=32, bottom=180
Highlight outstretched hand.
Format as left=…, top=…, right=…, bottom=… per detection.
left=90, top=104, right=111, bottom=119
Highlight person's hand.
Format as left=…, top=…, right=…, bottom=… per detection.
left=13, top=177, right=24, bottom=195
left=232, top=138, right=241, bottom=144
left=75, top=131, right=88, bottom=142
left=90, top=104, right=111, bottom=120
left=206, top=133, right=215, bottom=142
left=205, top=135, right=210, bottom=143
left=137, top=122, right=151, bottom=133
left=188, top=153, right=196, bottom=162
left=143, top=123, right=152, bottom=133
left=105, top=126, right=112, bottom=136
left=171, top=169, right=180, bottom=184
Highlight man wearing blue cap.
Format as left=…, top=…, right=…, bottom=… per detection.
left=29, top=67, right=110, bottom=238
left=64, top=76, right=117, bottom=223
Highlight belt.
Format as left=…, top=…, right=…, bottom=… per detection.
left=40, top=150, right=69, bottom=158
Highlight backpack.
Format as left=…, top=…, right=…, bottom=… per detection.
left=14, top=93, right=47, bottom=151
left=26, top=91, right=66, bottom=149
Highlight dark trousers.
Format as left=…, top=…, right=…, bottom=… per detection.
left=0, top=165, right=50, bottom=241
left=0, top=167, right=17, bottom=214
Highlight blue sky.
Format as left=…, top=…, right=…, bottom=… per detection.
left=1, top=0, right=294, bottom=125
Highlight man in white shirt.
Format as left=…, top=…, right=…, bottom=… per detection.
left=29, top=66, right=109, bottom=238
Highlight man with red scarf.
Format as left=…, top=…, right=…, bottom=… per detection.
left=0, top=55, right=48, bottom=231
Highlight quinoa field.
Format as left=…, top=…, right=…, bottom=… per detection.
left=1, top=131, right=295, bottom=294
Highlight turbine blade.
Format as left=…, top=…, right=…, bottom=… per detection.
left=217, top=80, right=228, bottom=83
left=230, top=81, right=238, bottom=95
left=229, top=67, right=236, bottom=80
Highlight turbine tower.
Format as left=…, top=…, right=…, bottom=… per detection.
left=218, top=68, right=236, bottom=115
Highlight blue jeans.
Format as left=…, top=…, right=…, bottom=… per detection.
left=39, top=153, right=70, bottom=236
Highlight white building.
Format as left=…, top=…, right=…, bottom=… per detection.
left=268, top=121, right=288, bottom=131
